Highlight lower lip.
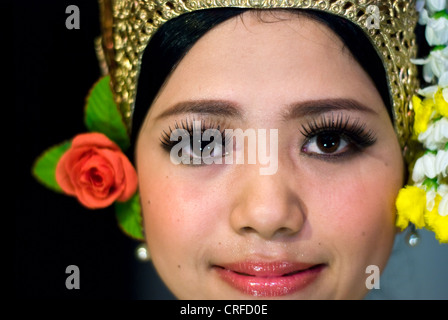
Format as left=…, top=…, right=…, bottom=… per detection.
left=214, top=263, right=324, bottom=297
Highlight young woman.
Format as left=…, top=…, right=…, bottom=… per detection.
left=133, top=8, right=401, bottom=299
left=32, top=0, right=448, bottom=299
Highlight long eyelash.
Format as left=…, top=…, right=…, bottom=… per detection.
left=299, top=113, right=377, bottom=148
left=160, top=118, right=230, bottom=150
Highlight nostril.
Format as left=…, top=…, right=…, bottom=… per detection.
left=276, top=227, right=290, bottom=234
left=240, top=226, right=255, bottom=234
left=239, top=225, right=296, bottom=239
left=274, top=227, right=300, bottom=238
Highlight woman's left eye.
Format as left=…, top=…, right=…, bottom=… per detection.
left=301, top=132, right=350, bottom=156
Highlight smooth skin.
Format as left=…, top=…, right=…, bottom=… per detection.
left=136, top=10, right=404, bottom=299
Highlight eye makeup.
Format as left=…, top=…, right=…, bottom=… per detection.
left=159, top=118, right=232, bottom=164
left=158, top=112, right=377, bottom=165
left=299, top=112, right=377, bottom=160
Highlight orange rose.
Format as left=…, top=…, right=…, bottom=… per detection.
left=55, top=132, right=138, bottom=209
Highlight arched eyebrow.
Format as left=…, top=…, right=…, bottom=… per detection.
left=282, top=98, right=378, bottom=120
left=154, top=98, right=378, bottom=121
left=154, top=99, right=243, bottom=121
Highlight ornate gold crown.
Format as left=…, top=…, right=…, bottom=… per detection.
left=98, top=0, right=420, bottom=148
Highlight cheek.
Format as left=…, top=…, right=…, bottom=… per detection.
left=316, top=164, right=399, bottom=239
left=306, top=139, right=403, bottom=237
left=139, top=168, right=201, bottom=258
left=138, top=157, right=231, bottom=298
left=137, top=152, right=222, bottom=274
left=306, top=155, right=402, bottom=296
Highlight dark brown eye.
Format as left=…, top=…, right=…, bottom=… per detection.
left=300, top=114, right=378, bottom=159
left=302, top=132, right=349, bottom=155
left=316, top=133, right=341, bottom=153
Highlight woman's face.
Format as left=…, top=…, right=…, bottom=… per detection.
left=136, top=11, right=404, bottom=299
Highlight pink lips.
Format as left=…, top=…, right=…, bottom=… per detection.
left=214, top=261, right=324, bottom=297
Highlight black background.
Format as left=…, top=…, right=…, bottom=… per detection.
left=14, top=0, right=443, bottom=302
left=15, top=0, right=173, bottom=299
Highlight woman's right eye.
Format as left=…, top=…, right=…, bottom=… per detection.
left=185, top=136, right=225, bottom=162
left=160, top=123, right=230, bottom=165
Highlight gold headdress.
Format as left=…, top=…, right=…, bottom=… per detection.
left=33, top=0, right=448, bottom=244
left=98, top=0, right=420, bottom=150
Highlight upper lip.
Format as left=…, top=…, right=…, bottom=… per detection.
left=214, top=261, right=320, bottom=277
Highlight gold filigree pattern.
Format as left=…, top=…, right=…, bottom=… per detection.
left=99, top=0, right=419, bottom=150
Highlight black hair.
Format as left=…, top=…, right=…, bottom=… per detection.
left=130, top=8, right=392, bottom=151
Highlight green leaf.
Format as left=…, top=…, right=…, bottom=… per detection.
left=433, top=45, right=446, bottom=51
left=433, top=10, right=448, bottom=20
left=423, top=177, right=438, bottom=192
left=115, top=193, right=144, bottom=240
left=84, top=76, right=130, bottom=151
left=32, top=141, right=71, bottom=193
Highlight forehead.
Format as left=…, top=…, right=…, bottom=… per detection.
left=148, top=10, right=383, bottom=118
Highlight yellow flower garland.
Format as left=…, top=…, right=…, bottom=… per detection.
left=395, top=1, right=448, bottom=244
left=396, top=90, right=448, bottom=243
left=396, top=186, right=427, bottom=230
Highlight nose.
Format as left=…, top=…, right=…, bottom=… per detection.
left=229, top=167, right=306, bottom=240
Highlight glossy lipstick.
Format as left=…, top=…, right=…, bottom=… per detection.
left=214, top=261, right=324, bottom=297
